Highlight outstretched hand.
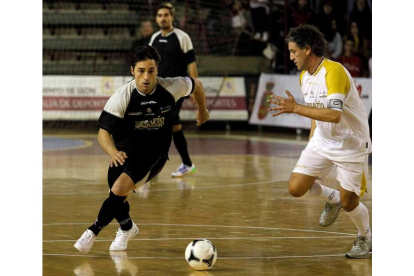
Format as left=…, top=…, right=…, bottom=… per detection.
left=267, top=90, right=297, bottom=117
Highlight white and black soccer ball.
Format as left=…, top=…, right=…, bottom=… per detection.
left=185, top=239, right=217, bottom=270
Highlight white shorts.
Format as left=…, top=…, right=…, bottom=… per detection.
left=292, top=146, right=369, bottom=196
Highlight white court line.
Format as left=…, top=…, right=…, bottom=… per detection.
left=44, top=236, right=355, bottom=242
left=43, top=253, right=350, bottom=259
left=43, top=179, right=284, bottom=195
left=43, top=223, right=355, bottom=236
left=42, top=133, right=309, bottom=146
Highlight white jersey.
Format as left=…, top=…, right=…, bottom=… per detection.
left=300, top=58, right=371, bottom=162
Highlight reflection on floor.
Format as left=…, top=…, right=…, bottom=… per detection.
left=43, top=132, right=372, bottom=275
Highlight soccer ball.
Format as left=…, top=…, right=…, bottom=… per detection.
left=185, top=239, right=217, bottom=270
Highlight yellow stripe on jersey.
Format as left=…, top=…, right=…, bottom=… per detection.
left=324, top=60, right=351, bottom=96
left=360, top=171, right=367, bottom=197
left=299, top=70, right=306, bottom=87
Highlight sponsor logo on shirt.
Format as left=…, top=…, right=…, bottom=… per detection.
left=306, top=102, right=325, bottom=108
left=135, top=117, right=165, bottom=130
left=141, top=101, right=157, bottom=105
left=159, top=39, right=168, bottom=43
left=128, top=112, right=143, bottom=115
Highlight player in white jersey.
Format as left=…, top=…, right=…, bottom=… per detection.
left=268, top=25, right=372, bottom=259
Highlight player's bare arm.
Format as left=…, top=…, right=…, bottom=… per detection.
left=192, top=78, right=209, bottom=126
left=188, top=62, right=198, bottom=104
left=267, top=90, right=342, bottom=123
left=98, top=128, right=128, bottom=167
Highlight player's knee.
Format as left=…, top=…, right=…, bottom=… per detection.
left=172, top=124, right=182, bottom=132
left=288, top=183, right=305, bottom=197
left=111, top=185, right=128, bottom=197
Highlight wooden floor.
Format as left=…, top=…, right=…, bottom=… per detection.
left=43, top=130, right=372, bottom=276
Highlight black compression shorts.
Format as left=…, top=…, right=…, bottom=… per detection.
left=107, top=154, right=167, bottom=189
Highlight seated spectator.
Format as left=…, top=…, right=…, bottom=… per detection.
left=130, top=20, right=154, bottom=52
left=249, top=0, right=269, bottom=41
left=336, top=38, right=366, bottom=77
left=289, top=0, right=315, bottom=28
left=316, top=0, right=346, bottom=37
left=349, top=0, right=372, bottom=40
left=345, top=20, right=370, bottom=68
left=325, top=19, right=343, bottom=60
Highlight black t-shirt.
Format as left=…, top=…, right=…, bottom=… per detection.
left=98, top=77, right=195, bottom=157
left=149, top=28, right=196, bottom=78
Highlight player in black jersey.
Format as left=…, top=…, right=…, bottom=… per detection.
left=149, top=2, right=199, bottom=177
left=74, top=45, right=209, bottom=253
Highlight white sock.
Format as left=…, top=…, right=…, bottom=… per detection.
left=303, top=182, right=340, bottom=203
left=346, top=202, right=372, bottom=238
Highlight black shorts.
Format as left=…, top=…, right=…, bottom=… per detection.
left=172, top=97, right=185, bottom=126
left=107, top=154, right=167, bottom=189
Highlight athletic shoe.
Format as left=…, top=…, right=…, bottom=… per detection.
left=109, top=222, right=139, bottom=251
left=254, top=32, right=261, bottom=40
left=171, top=163, right=196, bottom=178
left=319, top=201, right=342, bottom=227
left=346, top=235, right=372, bottom=259
left=74, top=229, right=96, bottom=253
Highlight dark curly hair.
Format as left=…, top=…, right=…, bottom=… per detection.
left=130, top=45, right=161, bottom=68
left=285, top=25, right=328, bottom=57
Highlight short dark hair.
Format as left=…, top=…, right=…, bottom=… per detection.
left=285, top=24, right=328, bottom=57
left=156, top=2, right=175, bottom=17
left=130, top=45, right=161, bottom=68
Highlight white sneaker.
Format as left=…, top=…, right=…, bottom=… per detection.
left=254, top=32, right=261, bottom=40
left=109, top=222, right=139, bottom=251
left=74, top=229, right=96, bottom=253
left=171, top=163, right=196, bottom=177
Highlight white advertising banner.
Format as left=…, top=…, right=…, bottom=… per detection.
left=43, top=76, right=248, bottom=121
left=43, top=76, right=129, bottom=120
left=180, top=77, right=248, bottom=121
left=249, top=74, right=372, bottom=129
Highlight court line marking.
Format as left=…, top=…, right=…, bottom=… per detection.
left=43, top=253, right=353, bottom=259
left=44, top=236, right=355, bottom=243
left=43, top=223, right=355, bottom=236
left=42, top=133, right=309, bottom=146
left=43, top=179, right=285, bottom=195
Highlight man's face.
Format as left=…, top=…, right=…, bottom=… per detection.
left=288, top=42, right=308, bottom=71
left=131, top=59, right=158, bottom=94
left=156, top=8, right=173, bottom=30
left=140, top=21, right=153, bottom=38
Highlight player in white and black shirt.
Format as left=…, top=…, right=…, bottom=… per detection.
left=149, top=2, right=200, bottom=177
left=74, top=45, right=209, bottom=254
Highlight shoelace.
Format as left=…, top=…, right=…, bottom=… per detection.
left=114, top=229, right=128, bottom=243
left=81, top=232, right=94, bottom=244
left=322, top=203, right=332, bottom=217
left=352, top=236, right=364, bottom=249
left=178, top=166, right=190, bottom=173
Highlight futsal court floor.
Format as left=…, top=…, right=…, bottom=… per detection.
left=43, top=129, right=372, bottom=275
